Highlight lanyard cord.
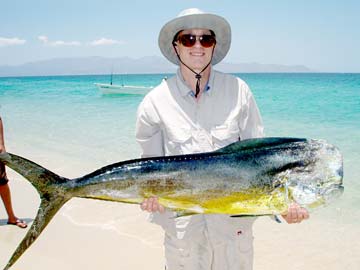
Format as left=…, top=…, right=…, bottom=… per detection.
left=173, top=44, right=215, bottom=98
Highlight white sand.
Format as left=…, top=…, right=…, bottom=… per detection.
left=1, top=164, right=359, bottom=270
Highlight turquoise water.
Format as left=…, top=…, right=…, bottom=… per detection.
left=0, top=73, right=359, bottom=222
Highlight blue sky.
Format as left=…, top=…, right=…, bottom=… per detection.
left=1, top=0, right=359, bottom=72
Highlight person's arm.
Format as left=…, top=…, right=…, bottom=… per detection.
left=0, top=117, right=6, bottom=153
left=135, top=97, right=165, bottom=213
left=237, top=81, right=264, bottom=140
left=135, top=97, right=164, bottom=158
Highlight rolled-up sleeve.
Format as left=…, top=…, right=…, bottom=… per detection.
left=135, top=96, right=164, bottom=158
left=237, top=79, right=265, bottom=140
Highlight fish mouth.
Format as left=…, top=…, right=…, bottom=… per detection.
left=336, top=166, right=343, bottom=179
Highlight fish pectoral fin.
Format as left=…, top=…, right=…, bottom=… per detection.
left=230, top=214, right=282, bottom=223
left=230, top=214, right=257, bottom=218
left=271, top=215, right=282, bottom=223
left=83, top=195, right=142, bottom=204
left=173, top=210, right=199, bottom=218
left=230, top=213, right=268, bottom=218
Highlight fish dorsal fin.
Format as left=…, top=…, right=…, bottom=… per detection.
left=214, top=137, right=307, bottom=154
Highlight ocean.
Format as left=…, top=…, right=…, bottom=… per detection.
left=0, top=72, right=359, bottom=224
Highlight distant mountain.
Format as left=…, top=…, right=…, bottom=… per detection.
left=0, top=56, right=313, bottom=77
left=216, top=62, right=312, bottom=73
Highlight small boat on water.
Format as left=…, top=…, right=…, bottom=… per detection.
left=95, top=71, right=154, bottom=95
left=95, top=83, right=153, bottom=95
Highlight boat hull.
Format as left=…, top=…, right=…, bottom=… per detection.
left=95, top=83, right=152, bottom=95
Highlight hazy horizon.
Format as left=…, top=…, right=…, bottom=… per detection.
left=0, top=55, right=320, bottom=77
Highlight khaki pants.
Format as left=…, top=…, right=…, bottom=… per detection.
left=152, top=213, right=255, bottom=270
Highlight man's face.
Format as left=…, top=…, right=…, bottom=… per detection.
left=174, top=28, right=216, bottom=73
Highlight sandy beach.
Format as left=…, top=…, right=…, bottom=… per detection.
left=1, top=160, right=359, bottom=270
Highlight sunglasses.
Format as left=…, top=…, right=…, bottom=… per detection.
left=176, top=34, right=216, bottom=48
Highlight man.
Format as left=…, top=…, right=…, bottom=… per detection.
left=0, top=116, right=27, bottom=228
left=136, top=8, right=308, bottom=270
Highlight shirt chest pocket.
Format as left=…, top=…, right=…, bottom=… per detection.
left=165, top=125, right=193, bottom=154
left=211, top=121, right=240, bottom=149
left=166, top=125, right=192, bottom=143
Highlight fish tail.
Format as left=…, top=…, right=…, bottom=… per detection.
left=0, top=152, right=71, bottom=269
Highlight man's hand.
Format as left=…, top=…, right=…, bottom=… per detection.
left=140, top=196, right=165, bottom=213
left=282, top=203, right=309, bottom=224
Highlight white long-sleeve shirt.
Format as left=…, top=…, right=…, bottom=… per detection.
left=136, top=69, right=264, bottom=157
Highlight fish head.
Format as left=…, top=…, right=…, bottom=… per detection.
left=282, top=139, right=344, bottom=209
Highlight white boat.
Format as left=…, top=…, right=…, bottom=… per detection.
left=95, top=83, right=152, bottom=95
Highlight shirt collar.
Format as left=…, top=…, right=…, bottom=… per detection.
left=176, top=68, right=214, bottom=97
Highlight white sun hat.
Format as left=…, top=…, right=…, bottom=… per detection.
left=158, top=8, right=231, bottom=66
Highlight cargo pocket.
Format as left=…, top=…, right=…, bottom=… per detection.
left=222, top=216, right=255, bottom=253
left=211, top=121, right=240, bottom=149
left=227, top=227, right=254, bottom=270
left=164, top=235, right=190, bottom=269
left=234, top=227, right=254, bottom=252
left=211, top=227, right=254, bottom=270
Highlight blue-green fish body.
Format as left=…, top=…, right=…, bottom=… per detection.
left=0, top=137, right=343, bottom=269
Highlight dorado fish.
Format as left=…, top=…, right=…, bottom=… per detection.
left=0, top=137, right=343, bottom=269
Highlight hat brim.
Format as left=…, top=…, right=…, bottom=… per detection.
left=158, top=13, right=231, bottom=66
